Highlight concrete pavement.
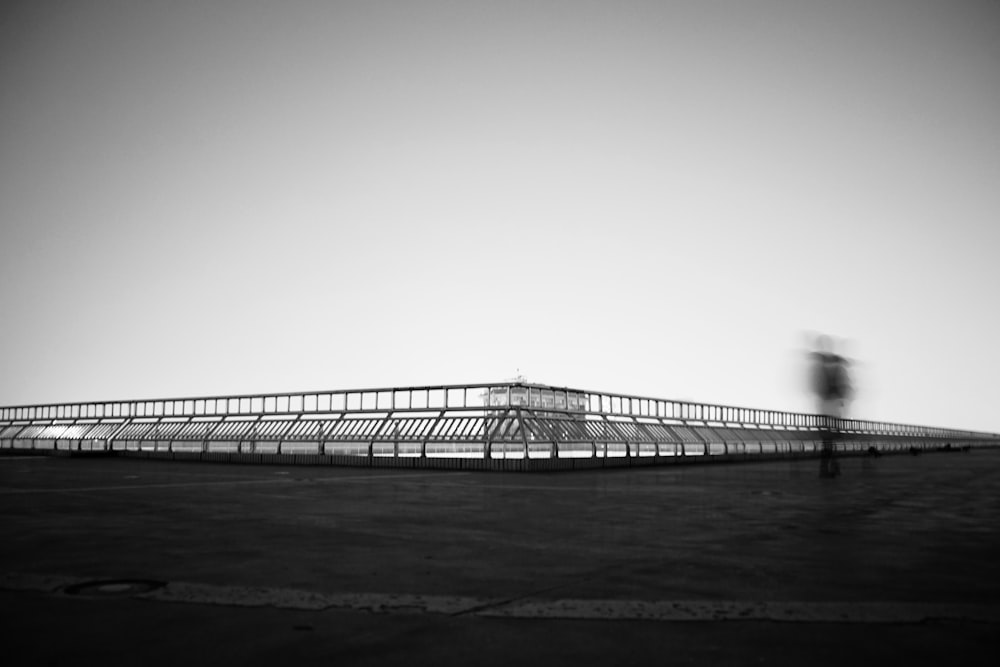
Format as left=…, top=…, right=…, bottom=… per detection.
left=2, top=449, right=999, bottom=665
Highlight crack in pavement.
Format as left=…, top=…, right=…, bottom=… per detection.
left=3, top=572, right=998, bottom=623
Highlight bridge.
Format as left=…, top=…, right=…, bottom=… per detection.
left=4, top=383, right=1000, bottom=664
left=2, top=381, right=997, bottom=470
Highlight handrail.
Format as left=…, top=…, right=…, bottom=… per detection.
left=2, top=381, right=998, bottom=441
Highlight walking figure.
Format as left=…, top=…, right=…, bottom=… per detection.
left=810, top=335, right=852, bottom=477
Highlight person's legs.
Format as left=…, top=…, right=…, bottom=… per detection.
left=819, top=410, right=840, bottom=478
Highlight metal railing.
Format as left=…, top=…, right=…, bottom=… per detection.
left=1, top=382, right=997, bottom=461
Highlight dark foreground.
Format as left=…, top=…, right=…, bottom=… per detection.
left=2, top=450, right=999, bottom=665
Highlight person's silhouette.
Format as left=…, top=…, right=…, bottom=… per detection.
left=810, top=335, right=852, bottom=477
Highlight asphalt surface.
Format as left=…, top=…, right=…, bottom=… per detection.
left=2, top=449, right=999, bottom=665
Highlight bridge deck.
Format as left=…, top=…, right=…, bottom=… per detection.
left=2, top=449, right=998, bottom=665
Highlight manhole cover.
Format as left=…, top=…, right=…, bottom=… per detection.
left=63, top=579, right=166, bottom=598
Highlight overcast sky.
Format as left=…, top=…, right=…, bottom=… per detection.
left=1, top=0, right=998, bottom=433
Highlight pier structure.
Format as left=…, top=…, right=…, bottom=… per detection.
left=1, top=381, right=997, bottom=469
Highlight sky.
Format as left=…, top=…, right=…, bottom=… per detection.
left=1, top=0, right=998, bottom=433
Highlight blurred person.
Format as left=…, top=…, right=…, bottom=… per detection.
left=809, top=334, right=853, bottom=477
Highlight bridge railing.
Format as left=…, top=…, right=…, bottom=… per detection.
left=1, top=381, right=997, bottom=445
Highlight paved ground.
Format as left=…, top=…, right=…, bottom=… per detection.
left=2, top=449, right=999, bottom=665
